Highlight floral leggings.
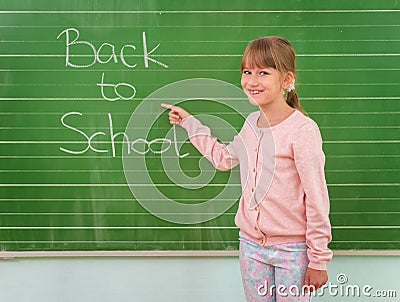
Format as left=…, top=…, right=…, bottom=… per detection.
left=239, top=232, right=311, bottom=302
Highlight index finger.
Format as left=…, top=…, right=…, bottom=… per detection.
left=161, top=103, right=175, bottom=110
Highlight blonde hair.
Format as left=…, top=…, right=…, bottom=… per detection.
left=240, top=36, right=306, bottom=115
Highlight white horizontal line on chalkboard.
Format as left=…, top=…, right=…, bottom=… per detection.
left=305, top=97, right=400, bottom=100
left=336, top=241, right=400, bottom=243
left=1, top=54, right=400, bottom=58
left=2, top=126, right=399, bottom=130
left=0, top=198, right=237, bottom=202
left=0, top=226, right=398, bottom=230
left=0, top=156, right=152, bottom=158
left=331, top=198, right=400, bottom=201
left=312, top=111, right=400, bottom=114
left=0, top=240, right=238, bottom=243
left=0, top=84, right=101, bottom=87
left=2, top=83, right=400, bottom=88
left=0, top=155, right=398, bottom=160
left=1, top=10, right=399, bottom=13
left=302, top=68, right=400, bottom=72
left=0, top=226, right=237, bottom=230
left=0, top=98, right=108, bottom=100
left=2, top=25, right=400, bottom=28
left=1, top=111, right=399, bottom=116
left=0, top=213, right=236, bottom=216
left=0, top=169, right=226, bottom=173
left=2, top=140, right=400, bottom=144
left=6, top=127, right=227, bottom=131
left=0, top=170, right=396, bottom=174
left=329, top=183, right=400, bottom=186
left=2, top=97, right=400, bottom=101
left=332, top=226, right=400, bottom=229
left=1, top=111, right=398, bottom=115
left=0, top=183, right=397, bottom=187
left=1, top=168, right=397, bottom=173
left=2, top=68, right=400, bottom=72
left=327, top=169, right=399, bottom=172
left=0, top=184, right=241, bottom=187
left=2, top=212, right=398, bottom=216
left=331, top=212, right=400, bottom=214
left=321, top=126, right=400, bottom=129
left=3, top=39, right=400, bottom=43
left=1, top=197, right=396, bottom=202
left=0, top=141, right=208, bottom=144
left=325, top=141, right=400, bottom=143
left=0, top=97, right=246, bottom=101
left=1, top=212, right=398, bottom=215
left=0, top=200, right=386, bottom=206
left=303, top=83, right=400, bottom=86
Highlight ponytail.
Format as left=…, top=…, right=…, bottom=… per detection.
left=286, top=90, right=307, bottom=115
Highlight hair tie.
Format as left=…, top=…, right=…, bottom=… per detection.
left=286, top=78, right=295, bottom=92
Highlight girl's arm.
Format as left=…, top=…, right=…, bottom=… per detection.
left=161, top=104, right=240, bottom=171
left=293, top=121, right=333, bottom=271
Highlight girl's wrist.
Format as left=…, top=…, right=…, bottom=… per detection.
left=178, top=114, right=193, bottom=126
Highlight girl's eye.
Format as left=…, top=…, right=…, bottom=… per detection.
left=243, top=70, right=251, bottom=75
left=260, top=71, right=270, bottom=76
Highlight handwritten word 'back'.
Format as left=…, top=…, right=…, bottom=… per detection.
left=57, top=28, right=168, bottom=69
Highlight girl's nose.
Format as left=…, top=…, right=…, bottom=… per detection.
left=248, top=74, right=258, bottom=86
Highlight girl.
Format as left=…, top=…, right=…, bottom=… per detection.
left=161, top=36, right=332, bottom=301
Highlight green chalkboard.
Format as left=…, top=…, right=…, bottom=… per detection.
left=1, top=0, right=399, bottom=252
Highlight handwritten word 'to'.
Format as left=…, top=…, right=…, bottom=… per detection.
left=97, top=73, right=136, bottom=101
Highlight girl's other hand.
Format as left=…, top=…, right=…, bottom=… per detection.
left=161, top=103, right=191, bottom=125
left=303, top=267, right=328, bottom=293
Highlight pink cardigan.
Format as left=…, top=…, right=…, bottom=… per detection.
left=180, top=109, right=333, bottom=270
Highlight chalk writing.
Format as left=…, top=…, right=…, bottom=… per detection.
left=58, top=28, right=172, bottom=157
left=60, top=112, right=189, bottom=158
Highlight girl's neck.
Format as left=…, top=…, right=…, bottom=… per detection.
left=257, top=100, right=295, bottom=128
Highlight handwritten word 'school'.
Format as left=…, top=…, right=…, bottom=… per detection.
left=57, top=28, right=169, bottom=69
left=60, top=112, right=189, bottom=158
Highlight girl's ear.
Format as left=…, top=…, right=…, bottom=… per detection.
left=282, top=71, right=294, bottom=90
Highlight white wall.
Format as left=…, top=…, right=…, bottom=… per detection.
left=0, top=255, right=399, bottom=302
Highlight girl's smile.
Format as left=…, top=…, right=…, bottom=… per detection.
left=248, top=89, right=264, bottom=95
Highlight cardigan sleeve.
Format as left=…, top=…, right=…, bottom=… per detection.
left=179, top=115, right=241, bottom=171
left=293, top=121, right=333, bottom=271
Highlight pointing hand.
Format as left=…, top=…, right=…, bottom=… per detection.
left=161, top=103, right=191, bottom=125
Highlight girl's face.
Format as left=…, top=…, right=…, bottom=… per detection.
left=241, top=66, right=286, bottom=107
